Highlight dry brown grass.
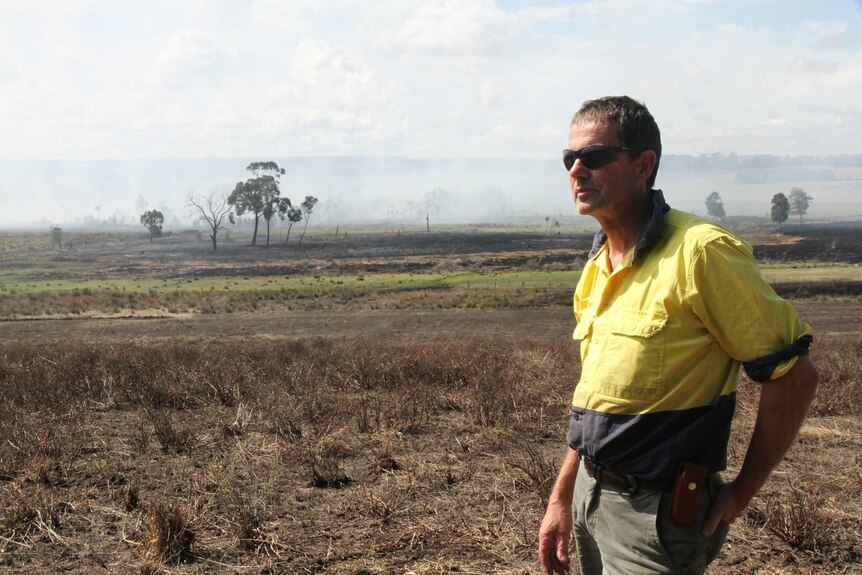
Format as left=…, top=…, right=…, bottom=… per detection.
left=0, top=490, right=67, bottom=549
left=0, top=335, right=858, bottom=574
left=809, top=336, right=862, bottom=416
left=142, top=499, right=196, bottom=565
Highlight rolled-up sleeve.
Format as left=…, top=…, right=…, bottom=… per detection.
left=687, top=235, right=813, bottom=382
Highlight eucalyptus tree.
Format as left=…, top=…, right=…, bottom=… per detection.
left=770, top=192, right=790, bottom=229
left=282, top=205, right=303, bottom=244
left=228, top=161, right=286, bottom=246
left=50, top=227, right=63, bottom=252
left=788, top=187, right=813, bottom=223
left=263, top=196, right=291, bottom=247
left=298, top=195, right=319, bottom=246
left=140, top=209, right=164, bottom=242
left=705, top=192, right=726, bottom=220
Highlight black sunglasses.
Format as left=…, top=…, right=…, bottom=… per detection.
left=562, top=145, right=640, bottom=171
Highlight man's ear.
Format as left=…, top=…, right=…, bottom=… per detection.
left=636, top=150, right=658, bottom=188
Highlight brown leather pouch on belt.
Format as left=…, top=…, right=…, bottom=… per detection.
left=670, top=462, right=708, bottom=526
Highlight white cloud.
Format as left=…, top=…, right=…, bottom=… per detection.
left=0, top=0, right=860, bottom=162
left=476, top=81, right=503, bottom=107
left=788, top=55, right=840, bottom=75
left=286, top=40, right=383, bottom=108
left=367, top=0, right=523, bottom=58
left=714, top=23, right=747, bottom=37
left=755, top=117, right=787, bottom=126
left=149, top=29, right=233, bottom=86
left=796, top=19, right=849, bottom=49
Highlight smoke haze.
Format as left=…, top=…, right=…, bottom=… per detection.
left=2, top=155, right=859, bottom=229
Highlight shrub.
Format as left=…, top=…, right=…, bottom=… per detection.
left=143, top=500, right=196, bottom=565
left=147, top=410, right=198, bottom=456
left=508, top=442, right=560, bottom=504
left=765, top=486, right=835, bottom=551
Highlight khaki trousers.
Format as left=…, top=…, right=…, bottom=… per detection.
left=571, top=462, right=729, bottom=575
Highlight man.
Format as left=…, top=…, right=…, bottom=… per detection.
left=538, top=96, right=818, bottom=575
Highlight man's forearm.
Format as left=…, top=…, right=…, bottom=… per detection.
left=704, top=354, right=819, bottom=535
left=549, top=447, right=580, bottom=505
left=734, top=354, right=819, bottom=505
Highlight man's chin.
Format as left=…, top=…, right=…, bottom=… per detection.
left=575, top=201, right=597, bottom=216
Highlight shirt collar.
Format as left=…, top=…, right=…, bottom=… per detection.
left=587, top=189, right=671, bottom=263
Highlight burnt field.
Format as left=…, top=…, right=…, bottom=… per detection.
left=0, top=223, right=860, bottom=574
left=751, top=221, right=862, bottom=264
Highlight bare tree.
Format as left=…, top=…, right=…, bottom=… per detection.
left=186, top=192, right=233, bottom=252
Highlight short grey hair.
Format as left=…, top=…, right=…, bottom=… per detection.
left=572, top=96, right=662, bottom=188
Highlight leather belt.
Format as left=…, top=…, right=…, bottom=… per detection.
left=582, top=457, right=674, bottom=494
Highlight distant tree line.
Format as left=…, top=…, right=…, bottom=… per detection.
left=181, top=161, right=319, bottom=252
left=665, top=152, right=862, bottom=171
left=703, top=187, right=813, bottom=230
left=69, top=161, right=820, bottom=253
left=117, top=160, right=323, bottom=252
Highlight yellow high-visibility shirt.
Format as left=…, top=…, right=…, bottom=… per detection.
left=567, top=200, right=812, bottom=479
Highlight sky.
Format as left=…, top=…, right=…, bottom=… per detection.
left=1, top=0, right=861, bottom=226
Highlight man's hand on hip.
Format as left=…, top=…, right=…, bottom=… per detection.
left=703, top=481, right=746, bottom=537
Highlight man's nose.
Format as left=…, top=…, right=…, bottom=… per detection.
left=569, top=159, right=590, bottom=179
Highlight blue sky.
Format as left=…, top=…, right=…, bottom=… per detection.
left=1, top=0, right=860, bottom=161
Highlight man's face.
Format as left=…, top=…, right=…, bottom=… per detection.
left=567, top=119, right=650, bottom=223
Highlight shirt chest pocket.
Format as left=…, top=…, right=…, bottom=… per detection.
left=581, top=309, right=668, bottom=402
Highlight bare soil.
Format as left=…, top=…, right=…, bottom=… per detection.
left=0, top=301, right=861, bottom=345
